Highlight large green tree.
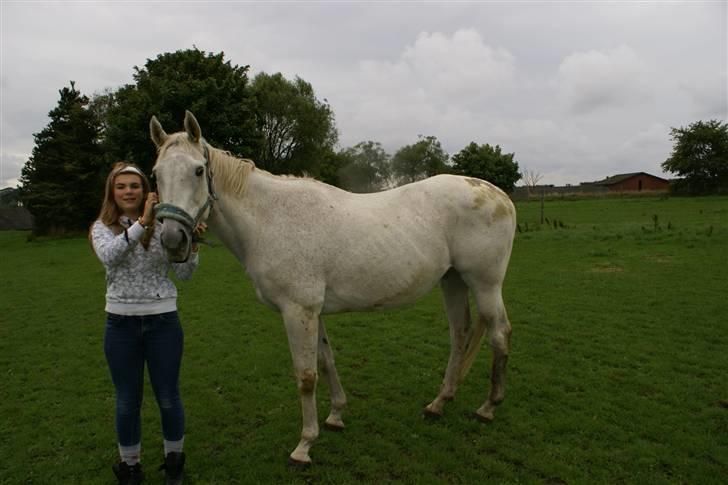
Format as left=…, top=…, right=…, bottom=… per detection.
left=250, top=72, right=338, bottom=176
left=392, top=135, right=449, bottom=185
left=101, top=48, right=259, bottom=173
left=662, top=119, right=728, bottom=194
left=19, top=82, right=104, bottom=235
left=337, top=141, right=392, bottom=193
left=451, top=142, right=521, bottom=192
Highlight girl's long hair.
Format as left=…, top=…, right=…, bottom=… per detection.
left=90, top=161, right=154, bottom=250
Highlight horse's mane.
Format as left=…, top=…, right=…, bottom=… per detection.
left=158, top=132, right=316, bottom=198
left=208, top=144, right=322, bottom=193
left=207, top=146, right=255, bottom=197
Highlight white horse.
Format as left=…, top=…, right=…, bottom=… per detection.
left=150, top=111, right=516, bottom=465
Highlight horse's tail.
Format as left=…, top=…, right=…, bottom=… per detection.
left=458, top=308, right=487, bottom=382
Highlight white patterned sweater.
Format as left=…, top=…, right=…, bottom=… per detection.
left=91, top=217, right=199, bottom=315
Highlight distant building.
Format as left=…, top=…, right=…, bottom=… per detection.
left=0, top=207, right=33, bottom=230
left=584, top=172, right=669, bottom=192
left=511, top=171, right=670, bottom=199
left=0, top=187, right=33, bottom=230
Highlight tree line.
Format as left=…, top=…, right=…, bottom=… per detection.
left=19, top=48, right=521, bottom=235
left=18, top=48, right=727, bottom=235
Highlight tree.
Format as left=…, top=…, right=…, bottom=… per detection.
left=392, top=135, right=449, bottom=185
left=19, top=81, right=104, bottom=235
left=662, top=120, right=728, bottom=194
left=521, top=168, right=544, bottom=195
left=337, top=141, right=392, bottom=193
left=88, top=87, right=115, bottom=140
left=316, top=149, right=348, bottom=188
left=451, top=142, right=521, bottom=192
left=101, top=48, right=259, bottom=174
left=250, top=72, right=338, bottom=176
left=0, top=187, right=21, bottom=207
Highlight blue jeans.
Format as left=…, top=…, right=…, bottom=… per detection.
left=104, top=311, right=185, bottom=446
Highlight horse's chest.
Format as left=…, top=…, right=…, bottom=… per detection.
left=253, top=285, right=280, bottom=311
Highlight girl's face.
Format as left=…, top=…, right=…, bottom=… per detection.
left=113, top=173, right=144, bottom=216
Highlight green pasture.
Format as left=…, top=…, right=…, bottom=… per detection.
left=1, top=196, right=727, bottom=483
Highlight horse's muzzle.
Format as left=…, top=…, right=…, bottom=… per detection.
left=160, top=219, right=192, bottom=262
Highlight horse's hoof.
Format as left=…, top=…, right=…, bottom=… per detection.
left=287, top=456, right=311, bottom=469
left=422, top=408, right=443, bottom=420
left=323, top=421, right=345, bottom=432
left=470, top=411, right=494, bottom=423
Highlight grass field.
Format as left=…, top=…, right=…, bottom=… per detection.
left=1, top=195, right=727, bottom=484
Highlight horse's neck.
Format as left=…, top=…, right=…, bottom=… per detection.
left=207, top=170, right=280, bottom=264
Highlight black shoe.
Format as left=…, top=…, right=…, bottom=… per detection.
left=159, top=451, right=185, bottom=485
left=112, top=462, right=144, bottom=484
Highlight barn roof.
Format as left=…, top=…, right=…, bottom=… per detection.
left=589, top=172, right=669, bottom=186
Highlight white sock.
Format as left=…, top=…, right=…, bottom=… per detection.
left=119, top=443, right=141, bottom=465
left=164, top=437, right=184, bottom=455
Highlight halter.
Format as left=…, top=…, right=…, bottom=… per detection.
left=154, top=143, right=218, bottom=234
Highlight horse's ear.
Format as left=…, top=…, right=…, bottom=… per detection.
left=150, top=116, right=168, bottom=148
left=184, top=110, right=202, bottom=143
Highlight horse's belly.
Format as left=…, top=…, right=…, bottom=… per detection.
left=321, top=260, right=447, bottom=314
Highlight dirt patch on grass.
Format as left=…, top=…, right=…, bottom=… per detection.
left=590, top=263, right=624, bottom=273
left=645, top=253, right=673, bottom=263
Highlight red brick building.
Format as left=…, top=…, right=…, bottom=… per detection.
left=589, top=172, right=670, bottom=192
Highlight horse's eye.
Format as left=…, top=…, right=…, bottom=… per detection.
left=195, top=167, right=204, bottom=177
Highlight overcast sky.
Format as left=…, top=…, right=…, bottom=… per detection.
left=1, top=1, right=726, bottom=189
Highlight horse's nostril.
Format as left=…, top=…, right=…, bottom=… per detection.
left=160, top=221, right=190, bottom=252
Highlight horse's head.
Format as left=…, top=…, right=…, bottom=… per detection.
left=150, top=110, right=214, bottom=262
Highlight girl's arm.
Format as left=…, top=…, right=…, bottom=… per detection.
left=91, top=220, right=145, bottom=268
left=171, top=251, right=199, bottom=281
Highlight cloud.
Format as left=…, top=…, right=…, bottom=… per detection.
left=678, top=72, right=728, bottom=119
left=1, top=3, right=724, bottom=188
left=614, top=123, right=673, bottom=176
left=1, top=152, right=28, bottom=189
left=557, top=45, right=651, bottom=115
left=358, top=28, right=514, bottom=102
left=400, top=29, right=515, bottom=98
left=328, top=28, right=516, bottom=149
left=485, top=118, right=601, bottom=183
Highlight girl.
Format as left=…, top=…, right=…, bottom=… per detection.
left=90, top=162, right=203, bottom=484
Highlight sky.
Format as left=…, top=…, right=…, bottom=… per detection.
left=1, top=1, right=726, bottom=189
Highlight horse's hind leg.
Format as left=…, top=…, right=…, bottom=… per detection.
left=472, top=286, right=512, bottom=422
left=281, top=305, right=320, bottom=465
left=317, top=317, right=347, bottom=429
left=424, top=268, right=484, bottom=417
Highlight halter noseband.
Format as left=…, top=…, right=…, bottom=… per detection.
left=154, top=143, right=217, bottom=233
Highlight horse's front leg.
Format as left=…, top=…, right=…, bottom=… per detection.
left=282, top=304, right=320, bottom=465
left=318, top=317, right=347, bottom=429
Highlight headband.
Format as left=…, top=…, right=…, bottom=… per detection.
left=116, top=166, right=144, bottom=177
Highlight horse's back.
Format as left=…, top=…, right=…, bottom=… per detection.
left=316, top=174, right=515, bottom=313
left=347, top=174, right=516, bottom=246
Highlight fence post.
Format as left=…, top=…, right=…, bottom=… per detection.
left=540, top=188, right=545, bottom=225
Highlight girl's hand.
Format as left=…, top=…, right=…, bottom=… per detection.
left=191, top=222, right=207, bottom=253
left=141, top=192, right=158, bottom=226
left=193, top=221, right=207, bottom=238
